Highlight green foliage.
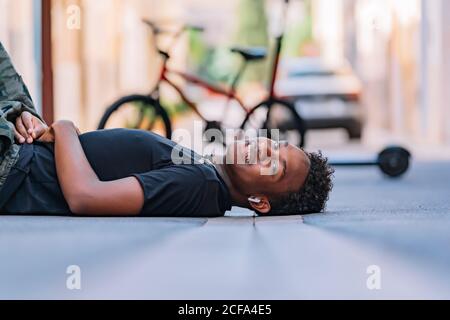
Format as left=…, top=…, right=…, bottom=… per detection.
left=282, top=0, right=314, bottom=57
left=187, top=0, right=271, bottom=86
left=187, top=29, right=235, bottom=85
left=234, top=0, right=270, bottom=83
left=188, top=29, right=208, bottom=68
left=128, top=100, right=189, bottom=129
left=186, top=0, right=315, bottom=88
left=235, top=0, right=269, bottom=47
left=160, top=99, right=190, bottom=117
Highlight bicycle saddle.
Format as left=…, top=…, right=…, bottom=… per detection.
left=230, top=47, right=267, bottom=61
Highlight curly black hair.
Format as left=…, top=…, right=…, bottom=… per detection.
left=267, top=151, right=334, bottom=216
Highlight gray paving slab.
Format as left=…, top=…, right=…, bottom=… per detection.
left=0, top=161, right=449, bottom=299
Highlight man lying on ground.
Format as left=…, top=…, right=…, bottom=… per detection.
left=0, top=42, right=333, bottom=217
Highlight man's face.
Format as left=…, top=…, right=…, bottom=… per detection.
left=225, top=138, right=310, bottom=198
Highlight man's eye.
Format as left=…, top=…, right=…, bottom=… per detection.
left=272, top=161, right=279, bottom=174
left=273, top=141, right=287, bottom=150
left=273, top=142, right=279, bottom=150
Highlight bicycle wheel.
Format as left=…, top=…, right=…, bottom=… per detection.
left=98, top=95, right=172, bottom=139
left=240, top=98, right=307, bottom=147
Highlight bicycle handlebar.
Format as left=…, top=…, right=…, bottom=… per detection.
left=142, top=19, right=204, bottom=35
left=187, top=25, right=205, bottom=33
left=142, top=19, right=204, bottom=61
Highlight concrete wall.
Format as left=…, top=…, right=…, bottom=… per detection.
left=52, top=0, right=164, bottom=131
left=51, top=0, right=239, bottom=131
left=324, top=0, right=450, bottom=146
left=445, top=0, right=450, bottom=145
left=0, top=0, right=41, bottom=113
left=312, top=0, right=345, bottom=65
left=420, top=0, right=450, bottom=145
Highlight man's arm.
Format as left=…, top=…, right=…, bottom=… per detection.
left=52, top=121, right=144, bottom=216
left=0, top=42, right=44, bottom=148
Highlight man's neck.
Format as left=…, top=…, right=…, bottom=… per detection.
left=212, top=156, right=248, bottom=208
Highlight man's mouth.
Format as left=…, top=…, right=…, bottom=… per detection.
left=245, top=143, right=251, bottom=164
left=244, top=140, right=257, bottom=164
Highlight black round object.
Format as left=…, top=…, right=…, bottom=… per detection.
left=204, top=121, right=225, bottom=144
left=97, top=95, right=172, bottom=139
left=377, top=147, right=411, bottom=178
left=240, top=98, right=307, bottom=148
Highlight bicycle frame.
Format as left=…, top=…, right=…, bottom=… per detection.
left=155, top=59, right=248, bottom=124
left=151, top=38, right=285, bottom=128
left=268, top=0, right=290, bottom=100
left=146, top=0, right=289, bottom=127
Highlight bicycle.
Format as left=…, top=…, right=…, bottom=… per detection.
left=98, top=0, right=306, bottom=147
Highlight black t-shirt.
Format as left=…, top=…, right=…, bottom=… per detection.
left=1, top=129, right=232, bottom=217
left=81, top=129, right=232, bottom=217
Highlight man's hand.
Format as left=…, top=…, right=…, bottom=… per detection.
left=14, top=111, right=48, bottom=144
left=38, top=120, right=81, bottom=143
left=52, top=120, right=81, bottom=136
left=37, top=126, right=55, bottom=143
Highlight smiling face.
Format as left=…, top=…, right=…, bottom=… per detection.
left=224, top=138, right=311, bottom=210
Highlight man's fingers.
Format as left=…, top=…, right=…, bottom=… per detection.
left=16, top=117, right=34, bottom=144
left=15, top=117, right=29, bottom=140
left=13, top=128, right=26, bottom=144
left=33, top=125, right=47, bottom=139
left=21, top=112, right=35, bottom=138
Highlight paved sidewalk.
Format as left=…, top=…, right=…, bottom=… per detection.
left=1, top=160, right=450, bottom=299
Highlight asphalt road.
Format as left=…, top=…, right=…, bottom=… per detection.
left=1, top=160, right=450, bottom=299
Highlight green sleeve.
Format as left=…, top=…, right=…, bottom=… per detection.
left=0, top=42, right=44, bottom=148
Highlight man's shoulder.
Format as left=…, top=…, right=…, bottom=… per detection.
left=170, top=164, right=228, bottom=216
left=170, top=163, right=221, bottom=184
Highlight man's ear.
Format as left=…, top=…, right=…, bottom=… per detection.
left=248, top=195, right=271, bottom=215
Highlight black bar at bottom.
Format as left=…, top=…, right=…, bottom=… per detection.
left=0, top=300, right=431, bottom=317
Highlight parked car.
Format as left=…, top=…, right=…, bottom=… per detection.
left=276, top=57, right=364, bottom=139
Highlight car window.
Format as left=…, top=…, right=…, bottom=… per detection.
left=288, top=68, right=353, bottom=78
left=288, top=70, right=336, bottom=78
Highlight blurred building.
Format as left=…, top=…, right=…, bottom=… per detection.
left=1, top=0, right=239, bottom=131
left=51, top=0, right=188, bottom=131
left=0, top=0, right=41, bottom=113
left=0, top=0, right=449, bottom=145
left=312, top=0, right=450, bottom=145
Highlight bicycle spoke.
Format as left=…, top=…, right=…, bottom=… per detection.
left=242, top=101, right=304, bottom=147
left=100, top=96, right=172, bottom=139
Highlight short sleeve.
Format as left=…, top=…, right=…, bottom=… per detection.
left=132, top=165, right=223, bottom=217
